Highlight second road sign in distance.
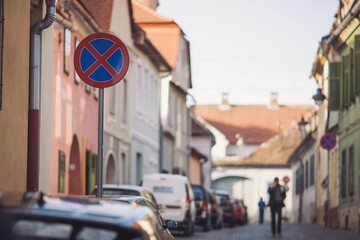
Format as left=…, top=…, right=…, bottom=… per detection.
left=320, top=133, right=336, bottom=151
left=283, top=176, right=290, bottom=185
left=74, top=32, right=129, bottom=88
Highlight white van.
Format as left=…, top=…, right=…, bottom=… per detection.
left=141, top=173, right=196, bottom=236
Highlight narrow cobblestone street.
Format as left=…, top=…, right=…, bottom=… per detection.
left=175, top=224, right=360, bottom=240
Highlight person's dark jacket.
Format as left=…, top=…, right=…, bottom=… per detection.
left=268, top=184, right=286, bottom=208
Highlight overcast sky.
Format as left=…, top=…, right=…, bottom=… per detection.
left=157, top=0, right=339, bottom=105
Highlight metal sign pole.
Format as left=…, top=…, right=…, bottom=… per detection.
left=327, top=150, right=330, bottom=228
left=97, top=88, right=104, bottom=199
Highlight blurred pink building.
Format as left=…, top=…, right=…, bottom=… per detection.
left=51, top=2, right=100, bottom=194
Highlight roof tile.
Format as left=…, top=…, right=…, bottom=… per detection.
left=79, top=0, right=114, bottom=31
left=195, top=105, right=313, bottom=144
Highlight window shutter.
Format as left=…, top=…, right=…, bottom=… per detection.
left=355, top=35, right=360, bottom=95
left=328, top=62, right=341, bottom=111
left=342, top=55, right=350, bottom=108
left=350, top=49, right=355, bottom=102
left=341, top=57, right=345, bottom=109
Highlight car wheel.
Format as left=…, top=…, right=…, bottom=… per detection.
left=184, top=219, right=193, bottom=237
left=203, top=217, right=210, bottom=232
left=191, top=220, right=195, bottom=235
left=229, top=216, right=236, bottom=228
left=217, top=219, right=223, bottom=229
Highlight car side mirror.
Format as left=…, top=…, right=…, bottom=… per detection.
left=164, top=219, right=178, bottom=229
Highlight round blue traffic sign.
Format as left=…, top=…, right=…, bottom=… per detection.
left=74, top=33, right=129, bottom=88
left=320, top=133, right=336, bottom=151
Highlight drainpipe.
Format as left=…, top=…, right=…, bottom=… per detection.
left=28, top=0, right=56, bottom=191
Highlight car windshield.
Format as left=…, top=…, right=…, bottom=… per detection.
left=192, top=187, right=204, bottom=200
left=217, top=193, right=230, bottom=203
left=208, top=192, right=215, bottom=203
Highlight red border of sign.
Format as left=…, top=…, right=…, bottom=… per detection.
left=320, top=133, right=336, bottom=151
left=283, top=176, right=290, bottom=184
left=74, top=32, right=129, bottom=88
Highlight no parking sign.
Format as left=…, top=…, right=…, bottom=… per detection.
left=74, top=33, right=129, bottom=198
left=74, top=32, right=129, bottom=88
left=320, top=133, right=336, bottom=151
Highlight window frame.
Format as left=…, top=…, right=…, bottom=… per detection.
left=121, top=79, right=127, bottom=122
left=58, top=150, right=66, bottom=193
left=109, top=86, right=115, bottom=115
left=341, top=150, right=347, bottom=198
left=309, top=154, right=315, bottom=186
left=63, top=28, right=71, bottom=75
left=74, top=37, right=80, bottom=84
left=348, top=146, right=354, bottom=196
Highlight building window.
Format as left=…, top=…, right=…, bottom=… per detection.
left=348, top=146, right=354, bottom=196
left=94, top=87, right=98, bottom=100
left=109, top=86, right=115, bottom=115
left=136, top=153, right=143, bottom=185
left=175, top=98, right=178, bottom=129
left=74, top=37, right=80, bottom=84
left=122, top=79, right=127, bottom=122
left=295, top=164, right=304, bottom=195
left=305, top=160, right=309, bottom=189
left=182, top=105, right=187, bottom=133
left=121, top=153, right=126, bottom=184
left=341, top=51, right=356, bottom=109
left=85, top=151, right=98, bottom=195
left=341, top=150, right=347, bottom=198
left=168, top=94, right=173, bottom=126
left=58, top=150, right=66, bottom=193
left=85, top=84, right=91, bottom=94
left=309, top=154, right=315, bottom=186
left=63, top=28, right=71, bottom=75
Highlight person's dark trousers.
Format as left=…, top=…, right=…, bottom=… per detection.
left=259, top=209, right=264, bottom=224
left=271, top=206, right=282, bottom=235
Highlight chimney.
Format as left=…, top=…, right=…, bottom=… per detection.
left=219, top=92, right=230, bottom=110
left=269, top=92, right=279, bottom=110
left=135, top=0, right=159, bottom=10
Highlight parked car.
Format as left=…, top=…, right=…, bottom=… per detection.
left=207, top=189, right=223, bottom=229
left=0, top=191, right=176, bottom=240
left=104, top=195, right=176, bottom=240
left=214, top=190, right=236, bottom=227
left=141, top=173, right=196, bottom=236
left=191, top=184, right=211, bottom=231
left=232, top=197, right=247, bottom=225
left=91, top=184, right=159, bottom=208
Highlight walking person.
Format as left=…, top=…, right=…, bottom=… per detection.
left=268, top=177, right=286, bottom=237
left=258, top=197, right=266, bottom=224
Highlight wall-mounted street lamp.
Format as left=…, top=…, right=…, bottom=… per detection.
left=312, top=88, right=326, bottom=106
left=298, top=117, right=308, bottom=131
left=298, top=116, right=308, bottom=139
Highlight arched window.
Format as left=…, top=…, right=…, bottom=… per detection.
left=106, top=155, right=116, bottom=184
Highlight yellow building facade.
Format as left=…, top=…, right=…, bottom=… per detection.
left=0, top=0, right=30, bottom=191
